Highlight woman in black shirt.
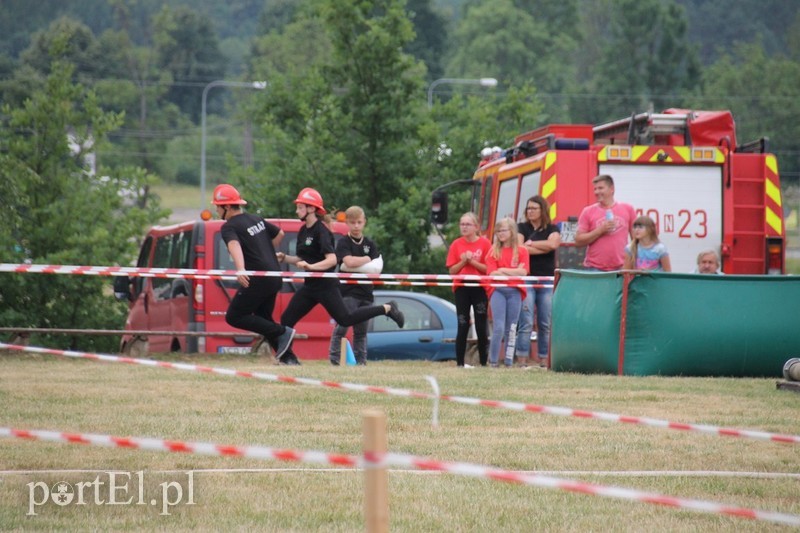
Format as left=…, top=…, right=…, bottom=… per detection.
left=515, top=195, right=561, bottom=367
left=278, top=188, right=404, bottom=364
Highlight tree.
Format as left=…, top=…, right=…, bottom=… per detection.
left=572, top=0, right=700, bottom=123
left=0, top=0, right=113, bottom=58
left=445, top=0, right=579, bottom=121
left=153, top=5, right=226, bottom=121
left=93, top=28, right=191, bottom=185
left=241, top=0, right=548, bottom=276
left=247, top=0, right=428, bottom=215
left=697, top=42, right=800, bottom=187
left=244, top=0, right=436, bottom=273
left=0, top=62, right=166, bottom=351
left=14, top=16, right=189, bottom=190
left=677, top=0, right=799, bottom=65
left=19, top=16, right=105, bottom=83
left=405, top=0, right=449, bottom=81
left=420, top=84, right=544, bottom=190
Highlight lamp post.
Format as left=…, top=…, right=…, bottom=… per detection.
left=426, top=77, right=498, bottom=109
left=200, top=80, right=267, bottom=209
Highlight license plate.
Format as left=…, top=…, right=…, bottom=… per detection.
left=218, top=346, right=252, bottom=354
left=559, top=220, right=578, bottom=244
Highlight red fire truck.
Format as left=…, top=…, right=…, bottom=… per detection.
left=432, top=108, right=786, bottom=274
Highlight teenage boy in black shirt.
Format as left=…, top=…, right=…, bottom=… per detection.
left=328, top=206, right=383, bottom=365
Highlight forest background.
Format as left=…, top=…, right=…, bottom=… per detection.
left=2, top=0, right=799, bottom=350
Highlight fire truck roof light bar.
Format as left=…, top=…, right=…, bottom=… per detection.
left=594, top=112, right=690, bottom=138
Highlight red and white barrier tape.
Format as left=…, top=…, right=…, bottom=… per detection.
left=2, top=426, right=798, bottom=526
left=3, top=343, right=798, bottom=445
left=0, top=263, right=553, bottom=288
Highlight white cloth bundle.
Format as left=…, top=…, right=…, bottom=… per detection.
left=340, top=255, right=383, bottom=274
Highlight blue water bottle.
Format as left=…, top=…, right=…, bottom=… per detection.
left=605, top=209, right=613, bottom=223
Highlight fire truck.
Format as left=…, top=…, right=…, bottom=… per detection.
left=431, top=108, right=786, bottom=274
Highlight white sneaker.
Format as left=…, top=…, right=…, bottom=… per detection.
left=464, top=364, right=474, bottom=369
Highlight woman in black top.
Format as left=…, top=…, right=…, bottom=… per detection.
left=278, top=188, right=404, bottom=364
left=515, top=195, right=561, bottom=367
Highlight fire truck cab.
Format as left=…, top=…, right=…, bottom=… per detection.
left=432, top=109, right=785, bottom=274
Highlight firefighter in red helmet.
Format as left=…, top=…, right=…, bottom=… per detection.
left=213, top=184, right=297, bottom=363
left=277, top=187, right=405, bottom=364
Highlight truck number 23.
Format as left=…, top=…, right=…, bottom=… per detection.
left=635, top=208, right=708, bottom=239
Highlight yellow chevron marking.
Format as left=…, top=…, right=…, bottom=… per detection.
left=542, top=175, right=556, bottom=199
left=674, top=146, right=690, bottom=161
left=545, top=152, right=557, bottom=170
left=766, top=154, right=778, bottom=175
left=766, top=207, right=783, bottom=235
left=632, top=146, right=648, bottom=161
left=550, top=202, right=557, bottom=220
left=765, top=177, right=782, bottom=207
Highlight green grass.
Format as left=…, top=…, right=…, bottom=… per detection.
left=153, top=183, right=203, bottom=210
left=1, top=352, right=798, bottom=531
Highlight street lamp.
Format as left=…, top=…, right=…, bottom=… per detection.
left=426, top=77, right=498, bottom=109
left=200, top=80, right=267, bottom=209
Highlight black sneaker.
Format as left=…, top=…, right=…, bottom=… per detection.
left=274, top=326, right=296, bottom=359
left=386, top=300, right=405, bottom=328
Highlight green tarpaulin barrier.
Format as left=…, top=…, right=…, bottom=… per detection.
left=550, top=270, right=800, bottom=377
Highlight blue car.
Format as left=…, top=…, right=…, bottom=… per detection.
left=367, top=290, right=457, bottom=361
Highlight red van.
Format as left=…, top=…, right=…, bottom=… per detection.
left=113, top=218, right=349, bottom=358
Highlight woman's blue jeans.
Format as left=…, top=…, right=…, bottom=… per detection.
left=489, top=287, right=522, bottom=366
left=515, top=285, right=552, bottom=359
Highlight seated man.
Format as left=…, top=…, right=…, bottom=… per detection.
left=693, top=249, right=723, bottom=274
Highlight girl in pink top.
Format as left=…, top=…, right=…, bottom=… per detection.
left=446, top=212, right=492, bottom=367
left=485, top=218, right=530, bottom=367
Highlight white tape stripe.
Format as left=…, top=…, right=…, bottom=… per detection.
left=2, top=343, right=799, bottom=445
left=2, top=427, right=798, bottom=526
left=3, top=468, right=799, bottom=478
left=0, top=263, right=553, bottom=287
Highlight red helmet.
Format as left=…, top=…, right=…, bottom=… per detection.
left=212, top=184, right=247, bottom=205
left=294, top=187, right=326, bottom=215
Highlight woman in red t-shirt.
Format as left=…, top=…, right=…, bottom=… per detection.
left=446, top=212, right=492, bottom=367
left=485, top=217, right=530, bottom=368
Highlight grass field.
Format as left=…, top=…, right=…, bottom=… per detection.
left=1, top=351, right=798, bottom=531
left=153, top=183, right=202, bottom=209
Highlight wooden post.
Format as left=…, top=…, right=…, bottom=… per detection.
left=363, top=409, right=389, bottom=533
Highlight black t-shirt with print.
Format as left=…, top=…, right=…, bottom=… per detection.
left=296, top=220, right=336, bottom=287
left=336, top=234, right=380, bottom=301
left=221, top=213, right=281, bottom=271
